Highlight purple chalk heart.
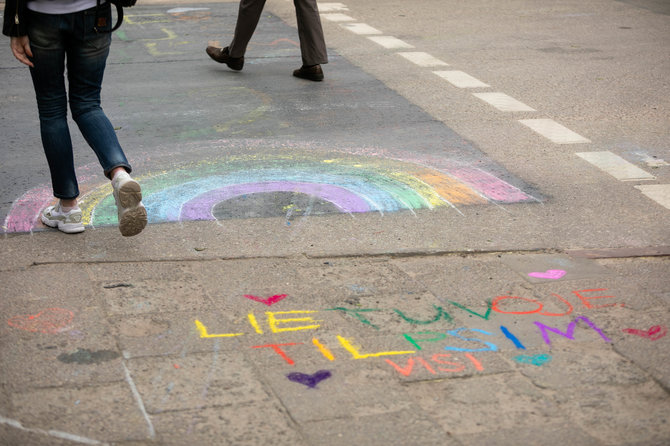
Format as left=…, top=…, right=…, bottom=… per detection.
left=287, top=370, right=332, bottom=388
left=527, top=269, right=567, bottom=280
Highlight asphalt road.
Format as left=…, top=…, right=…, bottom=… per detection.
left=1, top=0, right=668, bottom=254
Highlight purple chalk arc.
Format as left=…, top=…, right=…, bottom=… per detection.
left=181, top=181, right=372, bottom=220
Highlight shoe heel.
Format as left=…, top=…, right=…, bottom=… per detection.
left=118, top=180, right=142, bottom=209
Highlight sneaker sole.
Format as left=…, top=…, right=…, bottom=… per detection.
left=58, top=222, right=86, bottom=234
left=115, top=178, right=147, bottom=236
left=119, top=203, right=147, bottom=237
left=293, top=73, right=324, bottom=81
left=118, top=179, right=143, bottom=209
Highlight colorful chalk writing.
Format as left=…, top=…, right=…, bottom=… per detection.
left=325, top=307, right=382, bottom=329
left=189, top=288, right=661, bottom=376
left=448, top=300, right=492, bottom=320
left=337, top=336, right=416, bottom=359
left=534, top=316, right=612, bottom=345
left=7, top=308, right=74, bottom=334
left=443, top=328, right=499, bottom=352
left=385, top=353, right=483, bottom=376
left=572, top=289, right=621, bottom=309
left=622, top=325, right=667, bottom=341
left=394, top=305, right=453, bottom=325
left=287, top=370, right=332, bottom=388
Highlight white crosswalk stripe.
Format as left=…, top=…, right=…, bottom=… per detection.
left=367, top=36, right=414, bottom=49
left=397, top=52, right=448, bottom=67
left=340, top=23, right=382, bottom=35
left=576, top=151, right=655, bottom=181
left=473, top=92, right=535, bottom=112
left=433, top=71, right=489, bottom=88
left=635, top=184, right=670, bottom=209
left=519, top=119, right=591, bottom=144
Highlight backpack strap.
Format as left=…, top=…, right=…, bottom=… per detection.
left=93, top=0, right=125, bottom=33
left=111, top=1, right=124, bottom=32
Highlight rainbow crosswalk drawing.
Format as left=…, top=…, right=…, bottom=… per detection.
left=3, top=145, right=538, bottom=233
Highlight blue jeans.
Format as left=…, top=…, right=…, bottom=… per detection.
left=27, top=4, right=131, bottom=200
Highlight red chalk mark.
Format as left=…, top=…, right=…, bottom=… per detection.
left=7, top=308, right=74, bottom=334
left=431, top=354, right=465, bottom=373
left=572, top=288, right=618, bottom=309
left=622, top=325, right=667, bottom=341
left=464, top=353, right=484, bottom=371
left=385, top=358, right=421, bottom=376
left=416, top=357, right=437, bottom=374
left=252, top=343, right=303, bottom=365
left=492, top=296, right=543, bottom=315
left=244, top=294, right=288, bottom=306
left=386, top=353, right=482, bottom=376
left=539, top=293, right=574, bottom=317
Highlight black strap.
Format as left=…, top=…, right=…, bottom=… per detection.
left=111, top=2, right=124, bottom=32
left=94, top=0, right=124, bottom=33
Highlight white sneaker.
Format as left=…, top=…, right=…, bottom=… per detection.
left=112, top=171, right=147, bottom=237
left=41, top=203, right=85, bottom=234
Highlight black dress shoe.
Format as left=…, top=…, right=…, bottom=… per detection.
left=293, top=64, right=324, bottom=81
left=206, top=46, right=244, bottom=71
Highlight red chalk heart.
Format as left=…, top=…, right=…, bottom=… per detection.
left=7, top=308, right=74, bottom=334
left=527, top=269, right=567, bottom=280
left=243, top=294, right=288, bottom=306
left=622, top=325, right=667, bottom=341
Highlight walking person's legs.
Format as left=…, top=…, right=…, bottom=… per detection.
left=66, top=5, right=130, bottom=178
left=293, top=0, right=327, bottom=66
left=206, top=0, right=266, bottom=70
left=28, top=10, right=79, bottom=202
left=66, top=5, right=146, bottom=236
left=27, top=10, right=86, bottom=233
left=229, top=0, right=267, bottom=57
left=292, top=0, right=327, bottom=81
left=28, top=6, right=146, bottom=236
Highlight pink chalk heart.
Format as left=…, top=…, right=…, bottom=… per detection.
left=243, top=294, right=288, bottom=306
left=287, top=370, right=332, bottom=388
left=7, top=308, right=74, bottom=334
left=623, top=325, right=667, bottom=341
left=527, top=269, right=567, bottom=280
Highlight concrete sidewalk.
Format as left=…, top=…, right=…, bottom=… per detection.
left=1, top=234, right=670, bottom=445
left=1, top=0, right=669, bottom=445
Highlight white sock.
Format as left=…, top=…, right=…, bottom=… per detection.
left=112, top=170, right=129, bottom=182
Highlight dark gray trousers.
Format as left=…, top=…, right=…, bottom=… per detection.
left=229, top=0, right=328, bottom=66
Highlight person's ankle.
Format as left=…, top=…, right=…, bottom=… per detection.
left=60, top=199, right=77, bottom=210
left=110, top=167, right=129, bottom=182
